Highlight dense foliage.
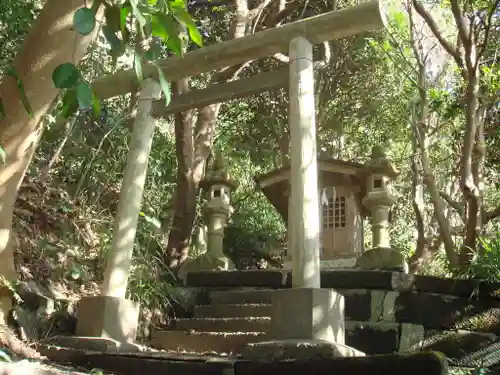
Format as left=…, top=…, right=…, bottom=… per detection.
left=0, top=0, right=498, bottom=330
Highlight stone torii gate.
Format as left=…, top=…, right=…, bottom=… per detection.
left=76, top=0, right=387, bottom=348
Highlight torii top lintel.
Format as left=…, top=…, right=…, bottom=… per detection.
left=91, top=0, right=387, bottom=100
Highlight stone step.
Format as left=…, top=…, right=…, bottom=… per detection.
left=150, top=330, right=267, bottom=354
left=175, top=317, right=272, bottom=332
left=210, top=289, right=275, bottom=305
left=194, top=304, right=272, bottom=318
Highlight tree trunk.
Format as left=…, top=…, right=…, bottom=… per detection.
left=165, top=79, right=197, bottom=269
left=164, top=0, right=250, bottom=269
left=408, top=118, right=427, bottom=273
left=0, top=0, right=103, bottom=324
left=459, top=70, right=482, bottom=263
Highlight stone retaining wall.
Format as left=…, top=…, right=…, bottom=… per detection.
left=185, top=270, right=500, bottom=367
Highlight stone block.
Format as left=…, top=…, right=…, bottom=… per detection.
left=269, top=288, right=345, bottom=344
left=355, top=247, right=408, bottom=272
left=39, top=336, right=141, bottom=353
left=234, top=352, right=449, bottom=375
left=345, top=321, right=400, bottom=354
left=186, top=270, right=287, bottom=288
left=319, top=270, right=394, bottom=290
left=337, top=289, right=372, bottom=321
left=394, top=292, right=500, bottom=333
left=370, top=290, right=399, bottom=322
left=76, top=296, right=139, bottom=342
left=415, top=275, right=500, bottom=299
left=242, top=339, right=364, bottom=360
left=398, top=323, right=425, bottom=352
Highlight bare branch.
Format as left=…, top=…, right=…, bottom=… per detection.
left=412, top=0, right=464, bottom=72
left=449, top=0, right=471, bottom=52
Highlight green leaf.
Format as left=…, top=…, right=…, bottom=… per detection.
left=73, top=7, right=96, bottom=36
left=151, top=13, right=169, bottom=40
left=174, top=8, right=203, bottom=47
left=52, top=63, right=81, bottom=89
left=92, top=94, right=101, bottom=119
left=104, top=5, right=122, bottom=33
left=144, top=45, right=162, bottom=61
left=70, top=266, right=81, bottom=280
left=120, top=3, right=132, bottom=37
left=161, top=14, right=183, bottom=55
left=76, top=82, right=93, bottom=109
left=6, top=67, right=34, bottom=118
left=0, top=349, right=12, bottom=362
left=156, top=66, right=171, bottom=106
left=0, top=146, right=6, bottom=165
left=61, top=89, right=79, bottom=119
left=102, top=25, right=126, bottom=58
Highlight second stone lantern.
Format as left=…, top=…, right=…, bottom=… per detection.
left=199, top=151, right=238, bottom=271
left=356, top=146, right=407, bottom=272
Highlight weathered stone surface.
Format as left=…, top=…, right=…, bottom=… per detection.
left=337, top=289, right=371, bottom=321
left=355, top=247, right=408, bottom=272
left=370, top=291, right=399, bottom=322
left=394, top=292, right=500, bottom=333
left=242, top=339, right=364, bottom=360
left=234, top=352, right=449, bottom=375
left=39, top=336, right=141, bottom=353
left=415, top=275, right=500, bottom=299
left=345, top=321, right=400, bottom=354
left=269, top=288, right=345, bottom=344
left=76, top=296, right=140, bottom=342
left=151, top=330, right=266, bottom=353
left=209, top=289, right=275, bottom=305
left=320, top=270, right=394, bottom=290
left=186, top=270, right=287, bottom=288
left=422, top=329, right=498, bottom=367
left=74, top=353, right=229, bottom=375
left=175, top=317, right=271, bottom=332
left=398, top=323, right=425, bottom=352
left=194, top=303, right=272, bottom=318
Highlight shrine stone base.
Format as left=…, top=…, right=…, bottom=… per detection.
left=242, top=288, right=363, bottom=360
left=76, top=296, right=140, bottom=343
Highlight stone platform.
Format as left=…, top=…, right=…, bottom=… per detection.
left=150, top=269, right=500, bottom=368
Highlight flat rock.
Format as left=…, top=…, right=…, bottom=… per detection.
left=39, top=336, right=141, bottom=353
left=241, top=339, right=365, bottom=360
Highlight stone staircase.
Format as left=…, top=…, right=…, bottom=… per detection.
left=151, top=289, right=276, bottom=354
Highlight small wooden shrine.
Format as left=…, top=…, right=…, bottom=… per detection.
left=255, top=148, right=398, bottom=268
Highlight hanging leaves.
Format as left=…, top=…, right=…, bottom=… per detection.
left=76, top=82, right=93, bottom=109
left=52, top=63, right=81, bottom=89
left=156, top=66, right=171, bottom=105
left=60, top=89, right=79, bottom=119
left=174, top=8, right=203, bottom=47
left=73, top=7, right=97, bottom=36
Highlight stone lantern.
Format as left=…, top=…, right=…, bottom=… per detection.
left=356, top=146, right=407, bottom=272
left=199, top=151, right=238, bottom=270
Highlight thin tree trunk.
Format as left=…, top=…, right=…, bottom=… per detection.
left=0, top=0, right=103, bottom=324
left=40, top=116, right=77, bottom=179
left=164, top=0, right=251, bottom=269
left=166, top=79, right=197, bottom=268
left=408, top=119, right=427, bottom=273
